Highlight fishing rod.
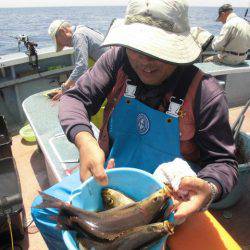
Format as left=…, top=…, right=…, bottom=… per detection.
left=17, top=35, right=39, bottom=69
left=231, top=98, right=250, bottom=140
left=244, top=1, right=249, bottom=21
left=4, top=34, right=39, bottom=69
left=2, top=34, right=61, bottom=85
left=244, top=8, right=248, bottom=18
left=244, top=8, right=249, bottom=21
left=5, top=34, right=29, bottom=51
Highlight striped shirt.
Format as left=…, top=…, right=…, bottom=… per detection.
left=69, top=25, right=108, bottom=82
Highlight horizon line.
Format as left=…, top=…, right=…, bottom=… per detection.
left=0, top=4, right=249, bottom=8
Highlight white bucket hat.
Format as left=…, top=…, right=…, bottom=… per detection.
left=48, top=20, right=70, bottom=52
left=102, top=0, right=201, bottom=64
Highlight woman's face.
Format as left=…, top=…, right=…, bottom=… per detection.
left=56, top=27, right=72, bottom=48
left=126, top=49, right=177, bottom=86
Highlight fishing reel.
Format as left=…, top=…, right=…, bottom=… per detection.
left=16, top=35, right=39, bottom=69
left=17, top=34, right=29, bottom=49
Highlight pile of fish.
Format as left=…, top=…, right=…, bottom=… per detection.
left=36, top=185, right=174, bottom=250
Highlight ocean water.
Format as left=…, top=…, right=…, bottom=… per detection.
left=0, top=6, right=247, bottom=56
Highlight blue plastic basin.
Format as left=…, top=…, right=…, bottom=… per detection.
left=62, top=167, right=174, bottom=250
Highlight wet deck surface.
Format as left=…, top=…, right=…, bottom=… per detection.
left=2, top=105, right=250, bottom=250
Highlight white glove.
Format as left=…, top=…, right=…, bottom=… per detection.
left=153, top=158, right=197, bottom=192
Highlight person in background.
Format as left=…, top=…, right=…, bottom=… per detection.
left=48, top=20, right=107, bottom=100
left=32, top=0, right=238, bottom=249
left=204, top=4, right=250, bottom=65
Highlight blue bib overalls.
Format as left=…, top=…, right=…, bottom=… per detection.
left=32, top=84, right=182, bottom=250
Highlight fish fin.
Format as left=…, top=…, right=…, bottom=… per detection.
left=34, top=192, right=64, bottom=209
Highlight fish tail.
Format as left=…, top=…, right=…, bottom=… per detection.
left=34, top=191, right=65, bottom=209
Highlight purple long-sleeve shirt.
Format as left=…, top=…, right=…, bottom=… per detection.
left=59, top=46, right=238, bottom=200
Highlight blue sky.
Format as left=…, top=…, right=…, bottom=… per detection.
left=0, top=0, right=249, bottom=8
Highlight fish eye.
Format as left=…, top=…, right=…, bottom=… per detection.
left=153, top=197, right=159, bottom=202
left=107, top=197, right=114, bottom=205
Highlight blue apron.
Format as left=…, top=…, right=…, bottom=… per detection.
left=107, top=95, right=181, bottom=173
left=31, top=84, right=182, bottom=250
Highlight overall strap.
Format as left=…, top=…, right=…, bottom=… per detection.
left=172, top=66, right=199, bottom=102
left=179, top=69, right=204, bottom=161
left=161, top=65, right=204, bottom=162
left=99, top=68, right=127, bottom=156
left=165, top=65, right=199, bottom=110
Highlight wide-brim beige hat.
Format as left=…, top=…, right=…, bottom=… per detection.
left=102, top=0, right=201, bottom=64
left=103, top=20, right=200, bottom=64
left=48, top=20, right=69, bottom=52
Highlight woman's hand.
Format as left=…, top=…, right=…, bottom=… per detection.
left=52, top=89, right=63, bottom=101
left=171, top=176, right=215, bottom=224
left=75, top=131, right=114, bottom=185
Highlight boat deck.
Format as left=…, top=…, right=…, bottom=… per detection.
left=10, top=135, right=49, bottom=250
left=212, top=106, right=250, bottom=250
left=5, top=105, right=250, bottom=250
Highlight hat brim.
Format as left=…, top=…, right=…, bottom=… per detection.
left=102, top=19, right=201, bottom=64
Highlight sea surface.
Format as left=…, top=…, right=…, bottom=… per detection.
left=0, top=6, right=248, bottom=56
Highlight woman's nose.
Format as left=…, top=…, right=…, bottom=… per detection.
left=139, top=53, right=155, bottom=62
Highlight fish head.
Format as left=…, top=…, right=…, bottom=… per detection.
left=150, top=186, right=172, bottom=204
left=101, top=189, right=115, bottom=208
left=150, top=190, right=166, bottom=206
left=140, top=187, right=172, bottom=220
